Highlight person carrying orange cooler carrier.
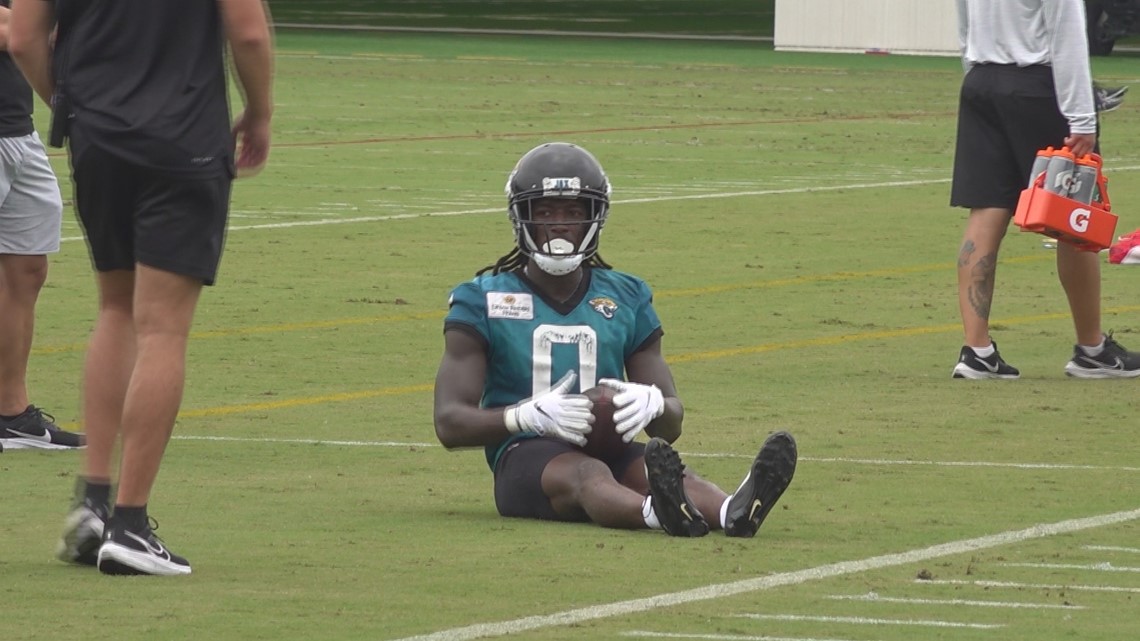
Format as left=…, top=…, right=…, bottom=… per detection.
left=949, top=0, right=1140, bottom=380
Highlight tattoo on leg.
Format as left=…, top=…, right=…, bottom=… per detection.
left=967, top=253, right=997, bottom=321
left=957, top=240, right=975, bottom=269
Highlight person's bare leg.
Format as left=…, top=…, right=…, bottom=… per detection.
left=1056, top=242, right=1103, bottom=346
left=0, top=254, right=47, bottom=415
left=115, top=265, right=202, bottom=506
left=83, top=270, right=137, bottom=483
left=543, top=453, right=649, bottom=529
left=957, top=208, right=1012, bottom=347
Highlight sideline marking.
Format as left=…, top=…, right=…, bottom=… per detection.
left=386, top=508, right=1140, bottom=641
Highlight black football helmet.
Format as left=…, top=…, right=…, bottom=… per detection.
left=505, top=142, right=611, bottom=275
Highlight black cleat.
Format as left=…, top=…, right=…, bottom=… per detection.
left=724, top=431, right=797, bottom=538
left=644, top=438, right=709, bottom=537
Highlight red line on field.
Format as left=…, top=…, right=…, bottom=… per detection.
left=272, top=111, right=953, bottom=149
left=41, top=112, right=952, bottom=158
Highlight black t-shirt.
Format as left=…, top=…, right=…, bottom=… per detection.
left=0, top=0, right=35, bottom=137
left=57, top=0, right=232, bottom=176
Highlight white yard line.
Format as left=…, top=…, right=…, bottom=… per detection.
left=826, top=592, right=1083, bottom=609
left=57, top=165, right=1140, bottom=243
left=169, top=435, right=1140, bottom=475
left=624, top=629, right=857, bottom=634
left=916, top=579, right=1140, bottom=594
left=1083, top=545, right=1140, bottom=554
left=385, top=507, right=1140, bottom=641
left=1001, top=562, right=1140, bottom=573
left=733, top=613, right=1002, bottom=629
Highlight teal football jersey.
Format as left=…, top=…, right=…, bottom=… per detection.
left=444, top=267, right=662, bottom=470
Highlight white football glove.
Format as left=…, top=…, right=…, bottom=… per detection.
left=597, top=378, right=665, bottom=442
left=504, top=370, right=593, bottom=447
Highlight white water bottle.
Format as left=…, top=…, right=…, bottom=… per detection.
left=1028, top=147, right=1053, bottom=188
left=1068, top=155, right=1099, bottom=204
left=1043, top=147, right=1076, bottom=196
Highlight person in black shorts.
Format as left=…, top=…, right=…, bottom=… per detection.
left=10, top=0, right=274, bottom=575
left=949, top=0, right=1140, bottom=380
left=433, top=142, right=798, bottom=538
left=0, top=0, right=85, bottom=452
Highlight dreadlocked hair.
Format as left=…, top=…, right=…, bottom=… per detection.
left=476, top=249, right=612, bottom=276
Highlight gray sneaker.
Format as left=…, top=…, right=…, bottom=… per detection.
left=0, top=406, right=85, bottom=450
left=1094, top=83, right=1128, bottom=113
left=1064, top=333, right=1140, bottom=379
left=56, top=498, right=108, bottom=566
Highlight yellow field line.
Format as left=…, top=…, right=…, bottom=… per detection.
left=49, top=303, right=1139, bottom=428
left=180, top=383, right=434, bottom=419
left=32, top=256, right=1056, bottom=355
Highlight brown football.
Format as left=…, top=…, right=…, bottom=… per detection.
left=580, top=385, right=624, bottom=460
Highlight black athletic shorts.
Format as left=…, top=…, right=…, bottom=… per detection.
left=70, top=137, right=232, bottom=286
left=950, top=64, right=1081, bottom=210
left=493, top=436, right=646, bottom=521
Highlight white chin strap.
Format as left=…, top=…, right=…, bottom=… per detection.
left=531, top=238, right=584, bottom=276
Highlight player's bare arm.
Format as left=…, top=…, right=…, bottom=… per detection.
left=7, top=0, right=55, bottom=105
left=433, top=329, right=508, bottom=449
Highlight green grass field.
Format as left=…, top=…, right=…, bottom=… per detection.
left=3, top=28, right=1140, bottom=641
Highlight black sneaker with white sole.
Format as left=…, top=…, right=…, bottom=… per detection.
left=1094, top=83, right=1128, bottom=113
left=0, top=406, right=85, bottom=450
left=644, top=437, right=709, bottom=537
left=57, top=498, right=109, bottom=566
left=952, top=343, right=1020, bottom=379
left=724, top=431, right=798, bottom=538
left=98, top=518, right=192, bottom=576
left=1064, top=333, right=1140, bottom=379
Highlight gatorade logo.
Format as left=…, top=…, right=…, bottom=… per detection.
left=1069, top=208, right=1091, bottom=233
left=1052, top=170, right=1074, bottom=192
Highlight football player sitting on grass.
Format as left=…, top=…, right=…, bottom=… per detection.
left=432, top=142, right=797, bottom=537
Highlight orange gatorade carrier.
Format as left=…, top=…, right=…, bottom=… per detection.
left=1014, top=147, right=1118, bottom=252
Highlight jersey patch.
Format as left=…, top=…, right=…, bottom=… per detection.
left=487, top=292, right=535, bottom=320
left=589, top=296, right=618, bottom=319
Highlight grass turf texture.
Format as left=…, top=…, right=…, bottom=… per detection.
left=3, top=29, right=1140, bottom=641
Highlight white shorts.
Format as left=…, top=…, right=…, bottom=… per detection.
left=0, top=132, right=63, bottom=255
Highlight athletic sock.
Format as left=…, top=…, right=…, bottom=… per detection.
left=82, top=478, right=112, bottom=508
left=641, top=496, right=662, bottom=530
left=971, top=343, right=995, bottom=358
left=113, top=504, right=149, bottom=531
left=1079, top=338, right=1106, bottom=357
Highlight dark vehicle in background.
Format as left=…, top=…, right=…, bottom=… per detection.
left=1087, top=0, right=1140, bottom=54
